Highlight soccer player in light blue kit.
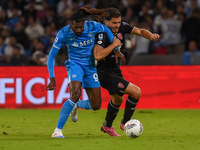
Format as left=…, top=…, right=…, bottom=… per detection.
left=46, top=6, right=122, bottom=138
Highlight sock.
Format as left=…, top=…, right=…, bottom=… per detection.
left=76, top=99, right=93, bottom=110
left=57, top=99, right=75, bottom=129
left=54, top=127, right=62, bottom=132
left=104, top=100, right=120, bottom=127
left=122, top=96, right=139, bottom=124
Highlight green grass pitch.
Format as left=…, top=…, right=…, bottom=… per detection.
left=0, top=109, right=200, bottom=150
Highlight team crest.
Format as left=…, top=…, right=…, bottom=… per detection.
left=88, top=33, right=93, bottom=37
left=72, top=74, right=77, bottom=78
left=118, top=82, right=124, bottom=88
left=117, top=33, right=123, bottom=40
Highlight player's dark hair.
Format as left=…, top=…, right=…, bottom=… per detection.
left=104, top=7, right=121, bottom=21
left=70, top=6, right=121, bottom=23
left=71, top=5, right=107, bottom=23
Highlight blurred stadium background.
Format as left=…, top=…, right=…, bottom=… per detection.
left=0, top=1, right=200, bottom=150
left=0, top=0, right=200, bottom=109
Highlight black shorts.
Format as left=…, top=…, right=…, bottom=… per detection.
left=99, top=73, right=129, bottom=97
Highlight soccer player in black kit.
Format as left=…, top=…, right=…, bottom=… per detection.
left=93, top=8, right=160, bottom=137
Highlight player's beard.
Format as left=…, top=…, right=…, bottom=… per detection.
left=113, top=28, right=119, bottom=35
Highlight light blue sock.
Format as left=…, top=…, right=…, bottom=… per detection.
left=57, top=99, right=75, bottom=129
left=77, top=99, right=93, bottom=110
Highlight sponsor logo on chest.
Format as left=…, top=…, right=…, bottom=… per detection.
left=72, top=37, right=95, bottom=47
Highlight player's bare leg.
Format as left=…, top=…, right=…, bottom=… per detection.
left=52, top=81, right=82, bottom=138
left=85, top=87, right=102, bottom=110
left=70, top=87, right=102, bottom=122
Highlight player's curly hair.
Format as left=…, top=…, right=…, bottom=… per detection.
left=71, top=5, right=105, bottom=23
left=71, top=6, right=121, bottom=23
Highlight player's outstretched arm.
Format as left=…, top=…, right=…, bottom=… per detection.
left=131, top=27, right=160, bottom=41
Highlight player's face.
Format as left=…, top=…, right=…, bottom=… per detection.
left=105, top=17, right=121, bottom=34
left=71, top=21, right=84, bottom=36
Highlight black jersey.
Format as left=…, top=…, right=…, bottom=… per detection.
left=95, top=22, right=134, bottom=75
left=114, top=22, right=134, bottom=50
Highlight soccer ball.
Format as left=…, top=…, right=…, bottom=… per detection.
left=124, top=119, right=143, bottom=138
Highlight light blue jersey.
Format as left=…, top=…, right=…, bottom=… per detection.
left=47, top=21, right=115, bottom=88
left=48, top=21, right=115, bottom=131
left=54, top=21, right=105, bottom=66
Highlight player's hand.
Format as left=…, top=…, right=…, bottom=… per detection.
left=46, top=77, right=56, bottom=91
left=115, top=50, right=126, bottom=65
left=113, top=37, right=122, bottom=47
left=150, top=34, right=160, bottom=41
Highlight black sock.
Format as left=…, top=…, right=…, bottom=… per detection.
left=104, top=100, right=120, bottom=127
left=122, top=96, right=139, bottom=124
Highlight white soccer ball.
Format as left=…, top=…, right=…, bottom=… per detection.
left=124, top=119, right=143, bottom=138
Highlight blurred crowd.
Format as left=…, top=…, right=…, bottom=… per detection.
left=0, top=0, right=200, bottom=66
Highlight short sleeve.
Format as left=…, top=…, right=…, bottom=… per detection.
left=93, top=21, right=104, bottom=33
left=95, top=32, right=107, bottom=48
left=122, top=22, right=134, bottom=34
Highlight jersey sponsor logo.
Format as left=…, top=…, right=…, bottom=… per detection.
left=97, top=41, right=102, bottom=44
left=118, top=82, right=124, bottom=88
left=117, top=33, right=123, bottom=40
left=98, top=34, right=103, bottom=40
left=72, top=37, right=94, bottom=47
